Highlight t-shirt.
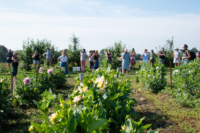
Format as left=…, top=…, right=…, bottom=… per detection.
left=34, top=54, right=40, bottom=61
left=159, top=51, right=166, bottom=59
left=44, top=51, right=53, bottom=60
left=89, top=54, right=93, bottom=62
left=198, top=52, right=200, bottom=58
left=80, top=53, right=86, bottom=61
left=59, top=56, right=68, bottom=62
left=5, top=52, right=13, bottom=60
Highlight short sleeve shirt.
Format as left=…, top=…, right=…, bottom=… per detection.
left=5, top=52, right=13, bottom=60
left=44, top=51, right=53, bottom=60
left=59, top=56, right=68, bottom=62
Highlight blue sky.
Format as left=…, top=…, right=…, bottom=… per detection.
left=0, top=0, right=200, bottom=54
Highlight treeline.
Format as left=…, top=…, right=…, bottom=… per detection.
left=0, top=36, right=199, bottom=70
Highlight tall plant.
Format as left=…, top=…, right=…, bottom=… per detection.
left=19, top=38, right=58, bottom=71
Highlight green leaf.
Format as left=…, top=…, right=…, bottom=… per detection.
left=88, top=119, right=110, bottom=132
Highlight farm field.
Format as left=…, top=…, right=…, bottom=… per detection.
left=1, top=60, right=200, bottom=133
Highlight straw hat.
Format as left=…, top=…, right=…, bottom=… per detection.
left=175, top=47, right=179, bottom=50
left=13, top=52, right=18, bottom=56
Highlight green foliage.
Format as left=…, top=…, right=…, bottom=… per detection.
left=172, top=59, right=200, bottom=110
left=13, top=65, right=66, bottom=107
left=29, top=67, right=158, bottom=133
left=0, top=79, right=13, bottom=118
left=0, top=45, right=8, bottom=63
left=67, top=34, right=82, bottom=66
left=135, top=61, right=167, bottom=93
left=156, top=37, right=175, bottom=67
left=19, top=38, right=58, bottom=71
left=190, top=47, right=198, bottom=53
left=108, top=41, right=126, bottom=69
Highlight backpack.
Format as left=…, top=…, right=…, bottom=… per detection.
left=187, top=51, right=196, bottom=61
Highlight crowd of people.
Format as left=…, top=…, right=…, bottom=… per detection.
left=4, top=44, right=200, bottom=79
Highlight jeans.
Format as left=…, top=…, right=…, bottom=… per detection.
left=13, top=66, right=18, bottom=76
left=60, top=62, right=69, bottom=74
left=93, top=60, right=99, bottom=70
left=161, top=59, right=165, bottom=64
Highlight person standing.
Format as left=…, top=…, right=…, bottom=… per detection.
left=142, top=49, right=149, bottom=64
left=88, top=50, right=94, bottom=70
left=80, top=49, right=87, bottom=72
left=129, top=48, right=136, bottom=70
left=198, top=51, right=200, bottom=61
left=11, top=53, right=20, bottom=83
left=159, top=47, right=166, bottom=64
left=32, top=50, right=40, bottom=69
left=43, top=48, right=55, bottom=67
left=121, top=49, right=130, bottom=76
left=92, top=50, right=100, bottom=70
left=173, top=48, right=180, bottom=67
left=181, top=44, right=191, bottom=64
left=5, top=49, right=13, bottom=73
left=148, top=49, right=157, bottom=66
left=106, top=49, right=112, bottom=65
left=58, top=51, right=70, bottom=77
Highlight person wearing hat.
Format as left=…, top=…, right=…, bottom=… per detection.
left=173, top=48, right=180, bottom=67
left=121, top=49, right=130, bottom=76
left=106, top=49, right=112, bottom=65
left=5, top=49, right=13, bottom=73
left=11, top=52, right=20, bottom=82
left=181, top=44, right=191, bottom=64
left=43, top=48, right=55, bottom=67
left=130, top=48, right=136, bottom=70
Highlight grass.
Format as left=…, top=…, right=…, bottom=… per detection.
left=1, top=60, right=200, bottom=133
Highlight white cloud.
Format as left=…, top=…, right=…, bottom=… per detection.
left=0, top=1, right=200, bottom=53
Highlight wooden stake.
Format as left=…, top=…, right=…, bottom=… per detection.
left=11, top=72, right=13, bottom=96
left=170, top=61, right=172, bottom=90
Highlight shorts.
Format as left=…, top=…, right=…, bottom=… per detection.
left=46, top=60, right=51, bottom=66
left=33, top=60, right=39, bottom=64
left=7, top=60, right=12, bottom=63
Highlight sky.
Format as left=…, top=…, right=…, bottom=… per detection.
left=0, top=0, right=200, bottom=54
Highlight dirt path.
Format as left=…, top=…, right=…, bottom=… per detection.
left=131, top=89, right=186, bottom=133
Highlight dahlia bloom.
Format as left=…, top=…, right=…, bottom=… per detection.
left=122, top=126, right=126, bottom=131
left=82, top=87, right=88, bottom=92
left=28, top=125, right=34, bottom=132
left=39, top=67, right=43, bottom=73
left=73, top=95, right=83, bottom=103
left=23, top=77, right=31, bottom=85
left=95, top=76, right=106, bottom=94
left=47, top=68, right=54, bottom=75
left=0, top=79, right=3, bottom=83
left=49, top=112, right=58, bottom=124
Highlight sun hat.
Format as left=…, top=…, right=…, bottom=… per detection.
left=175, top=47, right=179, bottom=50
left=124, top=49, right=127, bottom=52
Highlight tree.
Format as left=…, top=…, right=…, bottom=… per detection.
left=190, top=47, right=198, bottom=53
left=19, top=38, right=58, bottom=71
left=108, top=41, right=126, bottom=69
left=0, top=45, right=8, bottom=63
left=67, top=34, right=82, bottom=67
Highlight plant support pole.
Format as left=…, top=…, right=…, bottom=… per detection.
left=170, top=61, right=172, bottom=90
left=11, top=72, right=13, bottom=95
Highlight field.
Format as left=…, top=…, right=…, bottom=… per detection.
left=1, top=60, right=200, bottom=133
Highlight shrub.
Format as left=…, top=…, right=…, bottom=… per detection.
left=135, top=61, right=167, bottom=93
left=172, top=59, right=200, bottom=110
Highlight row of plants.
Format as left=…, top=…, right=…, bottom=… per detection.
left=13, top=65, right=66, bottom=107
left=0, top=79, right=13, bottom=131
left=172, top=59, right=200, bottom=111
left=29, top=62, right=159, bottom=132
left=134, top=61, right=167, bottom=93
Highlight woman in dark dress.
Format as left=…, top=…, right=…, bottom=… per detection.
left=106, top=49, right=112, bottom=65
left=12, top=52, right=20, bottom=83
